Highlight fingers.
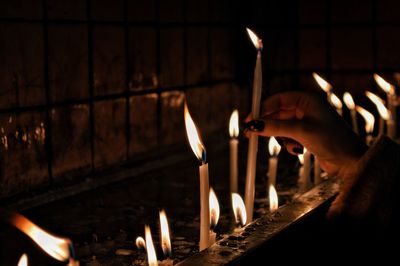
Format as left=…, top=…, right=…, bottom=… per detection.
left=261, top=91, right=307, bottom=116
left=283, top=139, right=304, bottom=155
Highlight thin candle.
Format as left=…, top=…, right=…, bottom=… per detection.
left=329, top=93, right=343, bottom=116
left=145, top=225, right=158, bottom=266
left=374, top=74, right=396, bottom=138
left=313, top=156, right=322, bottom=185
left=184, top=102, right=210, bottom=251
left=312, top=72, right=333, bottom=104
left=267, top=137, right=281, bottom=188
left=269, top=184, right=279, bottom=213
left=356, top=106, right=375, bottom=145
left=209, top=188, right=220, bottom=246
left=343, top=92, right=359, bottom=134
left=229, top=110, right=239, bottom=193
left=244, top=27, right=263, bottom=224
left=159, top=210, right=173, bottom=266
left=232, top=193, right=247, bottom=229
left=297, top=148, right=311, bottom=193
left=366, top=91, right=390, bottom=136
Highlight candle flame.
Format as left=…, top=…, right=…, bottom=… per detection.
left=297, top=147, right=307, bottom=165
left=269, top=185, right=279, bottom=212
left=145, top=225, right=158, bottom=266
left=229, top=109, right=239, bottom=138
left=209, top=188, right=220, bottom=230
left=159, top=209, right=172, bottom=257
left=268, top=137, right=281, bottom=156
left=135, top=236, right=146, bottom=249
left=343, top=92, right=355, bottom=110
left=246, top=28, right=262, bottom=50
left=184, top=102, right=206, bottom=163
left=312, top=73, right=332, bottom=93
left=374, top=74, right=395, bottom=95
left=231, top=193, right=247, bottom=226
left=18, top=254, right=28, bottom=266
left=9, top=213, right=72, bottom=262
left=329, top=93, right=343, bottom=109
left=366, top=91, right=390, bottom=120
left=356, top=106, right=375, bottom=134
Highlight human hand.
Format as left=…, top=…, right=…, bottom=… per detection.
left=244, top=91, right=368, bottom=178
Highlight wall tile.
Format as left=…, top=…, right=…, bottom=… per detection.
left=0, top=112, right=48, bottom=197
left=51, top=104, right=91, bottom=181
left=160, top=91, right=185, bottom=146
left=331, top=0, right=372, bottom=23
left=48, top=25, right=88, bottom=102
left=160, top=28, right=183, bottom=87
left=186, top=0, right=209, bottom=22
left=299, top=29, right=327, bottom=69
left=0, top=23, right=45, bottom=108
left=376, top=27, right=400, bottom=69
left=0, top=0, right=42, bottom=19
left=263, top=29, right=296, bottom=71
left=298, top=0, right=326, bottom=25
left=209, top=0, right=238, bottom=23
left=93, top=26, right=125, bottom=96
left=330, top=73, right=375, bottom=96
left=187, top=27, right=209, bottom=84
left=129, top=94, right=158, bottom=155
left=94, top=99, right=126, bottom=169
left=91, top=0, right=123, bottom=21
left=128, top=27, right=157, bottom=90
left=377, top=0, right=400, bottom=23
left=331, top=28, right=373, bottom=70
left=47, top=0, right=86, bottom=20
left=211, top=28, right=236, bottom=80
left=127, top=0, right=155, bottom=21
left=159, top=0, right=184, bottom=22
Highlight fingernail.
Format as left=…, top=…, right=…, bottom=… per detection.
left=244, top=120, right=264, bottom=132
left=292, top=147, right=304, bottom=155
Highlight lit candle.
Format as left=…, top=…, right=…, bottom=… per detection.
left=232, top=193, right=247, bottom=230
left=184, top=103, right=210, bottom=251
left=145, top=225, right=158, bottom=266
left=343, top=92, right=359, bottom=134
left=356, top=106, right=375, bottom=145
left=312, top=72, right=333, bottom=104
left=268, top=184, right=279, bottom=213
left=135, top=236, right=146, bottom=249
left=267, top=137, right=281, bottom=188
left=365, top=91, right=390, bottom=136
left=297, top=148, right=311, bottom=193
left=18, top=254, right=28, bottom=266
left=159, top=210, right=173, bottom=266
left=244, top=27, right=263, bottom=223
left=329, top=93, right=343, bottom=116
left=374, top=74, right=397, bottom=138
left=229, top=110, right=239, bottom=193
left=209, top=188, right=220, bottom=246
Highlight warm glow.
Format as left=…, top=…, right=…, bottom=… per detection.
left=374, top=74, right=395, bottom=95
left=343, top=92, right=355, bottom=110
left=135, top=236, right=146, bottom=249
left=231, top=193, right=247, bottom=226
left=246, top=27, right=262, bottom=50
left=330, top=93, right=343, bottom=109
left=268, top=137, right=281, bottom=156
left=18, top=254, right=28, bottom=266
left=10, top=213, right=71, bottom=262
left=366, top=91, right=390, bottom=120
left=269, top=185, right=279, bottom=212
left=184, top=102, right=206, bottom=163
left=209, top=188, right=220, bottom=229
left=229, top=109, right=239, bottom=138
left=356, top=106, right=375, bottom=133
left=298, top=148, right=307, bottom=165
left=145, top=225, right=158, bottom=266
left=159, top=209, right=172, bottom=257
left=312, top=73, right=332, bottom=93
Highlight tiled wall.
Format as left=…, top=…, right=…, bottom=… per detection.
left=1, top=0, right=400, bottom=199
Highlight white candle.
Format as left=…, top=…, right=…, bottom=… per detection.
left=313, top=155, right=322, bottom=185
left=366, top=91, right=389, bottom=137
left=298, top=148, right=311, bottom=193
left=374, top=74, right=397, bottom=138
left=244, top=28, right=263, bottom=223
left=356, top=106, right=375, bottom=145
left=343, top=92, right=359, bottom=134
left=329, top=93, right=343, bottom=116
left=159, top=210, right=172, bottom=259
left=232, top=193, right=247, bottom=229
left=312, top=72, right=333, bottom=104
left=209, top=188, right=220, bottom=246
left=184, top=103, right=210, bottom=251
left=268, top=184, right=279, bottom=212
left=229, top=110, right=239, bottom=193
left=267, top=137, right=281, bottom=188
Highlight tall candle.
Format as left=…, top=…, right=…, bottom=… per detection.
left=356, top=106, right=375, bottom=145
left=267, top=137, right=281, bottom=188
left=244, top=27, right=263, bottom=223
left=209, top=188, right=220, bottom=246
left=313, top=72, right=333, bottom=104
left=374, top=74, right=397, bottom=138
left=343, top=92, right=359, bottom=134
left=229, top=110, right=239, bottom=193
left=329, top=93, right=343, bottom=116
left=269, top=184, right=279, bottom=213
left=298, top=148, right=311, bottom=193
left=184, top=103, right=210, bottom=251
left=366, top=91, right=389, bottom=136
left=313, top=155, right=322, bottom=185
